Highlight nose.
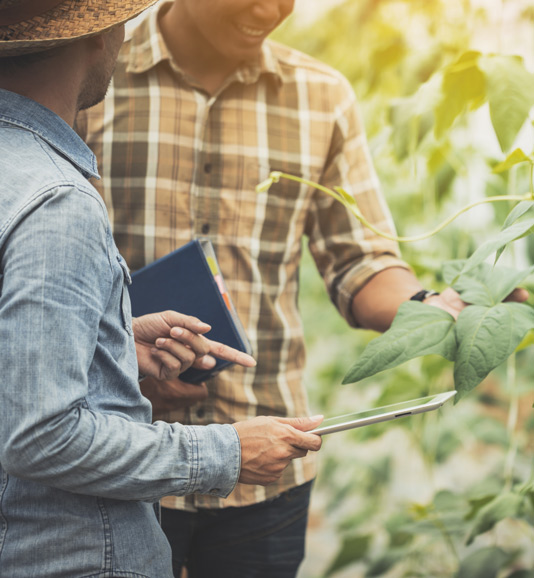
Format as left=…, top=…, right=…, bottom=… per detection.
left=249, top=0, right=294, bottom=25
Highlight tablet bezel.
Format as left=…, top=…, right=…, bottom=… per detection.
left=312, top=390, right=457, bottom=435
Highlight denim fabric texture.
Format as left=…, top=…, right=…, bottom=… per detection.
left=161, top=480, right=313, bottom=578
left=0, top=89, right=241, bottom=578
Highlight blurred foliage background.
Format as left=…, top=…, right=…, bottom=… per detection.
left=273, top=1, right=534, bottom=577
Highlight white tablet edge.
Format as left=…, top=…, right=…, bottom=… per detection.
left=312, top=390, right=457, bottom=435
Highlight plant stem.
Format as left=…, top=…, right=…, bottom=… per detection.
left=430, top=514, right=460, bottom=564
left=503, top=354, right=519, bottom=492
left=257, top=172, right=531, bottom=243
left=502, top=161, right=525, bottom=491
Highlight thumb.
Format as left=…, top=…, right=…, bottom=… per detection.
left=280, top=415, right=324, bottom=432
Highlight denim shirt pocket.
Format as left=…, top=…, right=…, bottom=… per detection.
left=116, top=253, right=134, bottom=336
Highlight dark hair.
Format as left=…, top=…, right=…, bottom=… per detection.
left=0, top=44, right=62, bottom=72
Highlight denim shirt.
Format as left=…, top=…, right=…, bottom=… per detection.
left=0, top=89, right=241, bottom=578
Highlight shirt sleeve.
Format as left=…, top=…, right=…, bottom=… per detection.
left=305, top=73, right=411, bottom=327
left=0, top=185, right=240, bottom=502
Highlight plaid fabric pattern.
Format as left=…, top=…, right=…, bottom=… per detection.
left=78, top=3, right=408, bottom=510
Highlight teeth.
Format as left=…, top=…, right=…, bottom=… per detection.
left=237, top=24, right=265, bottom=37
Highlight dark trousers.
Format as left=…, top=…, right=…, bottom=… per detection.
left=161, top=481, right=313, bottom=578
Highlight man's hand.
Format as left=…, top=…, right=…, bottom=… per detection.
left=132, top=310, right=256, bottom=380
left=425, top=286, right=529, bottom=318
left=352, top=268, right=529, bottom=331
left=233, top=415, right=324, bottom=486
left=423, top=287, right=467, bottom=319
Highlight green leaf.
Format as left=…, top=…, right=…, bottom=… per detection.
left=502, top=201, right=534, bottom=229
left=324, top=534, right=372, bottom=577
left=479, top=54, right=534, bottom=152
left=365, top=550, right=405, bottom=577
left=389, top=74, right=441, bottom=160
left=465, top=492, right=524, bottom=545
left=454, top=303, right=534, bottom=399
left=442, top=260, right=534, bottom=306
left=466, top=478, right=505, bottom=502
left=455, top=547, right=514, bottom=578
left=342, top=301, right=456, bottom=384
left=468, top=416, right=508, bottom=446
left=372, top=36, right=406, bottom=68
left=496, top=201, right=534, bottom=261
left=384, top=513, right=415, bottom=547
left=493, top=148, right=532, bottom=173
left=432, top=489, right=465, bottom=511
left=516, top=329, right=534, bottom=351
left=434, top=51, right=486, bottom=139
left=465, top=494, right=498, bottom=521
left=507, top=571, right=534, bottom=578
left=455, top=215, right=534, bottom=278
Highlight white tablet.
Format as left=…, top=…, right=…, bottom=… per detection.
left=312, top=390, right=457, bottom=435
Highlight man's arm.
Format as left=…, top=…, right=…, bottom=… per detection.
left=307, top=77, right=527, bottom=333
left=0, top=187, right=321, bottom=501
left=351, top=267, right=528, bottom=333
left=350, top=268, right=423, bottom=332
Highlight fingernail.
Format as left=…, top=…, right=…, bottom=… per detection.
left=156, top=338, right=166, bottom=346
left=170, top=328, right=183, bottom=337
left=200, top=356, right=216, bottom=369
left=310, top=415, right=323, bottom=420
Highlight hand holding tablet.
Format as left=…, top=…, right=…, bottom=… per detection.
left=312, top=391, right=456, bottom=435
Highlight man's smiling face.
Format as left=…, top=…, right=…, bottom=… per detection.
left=179, top=0, right=294, bottom=65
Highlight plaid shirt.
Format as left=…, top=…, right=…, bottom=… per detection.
left=78, top=3, right=407, bottom=510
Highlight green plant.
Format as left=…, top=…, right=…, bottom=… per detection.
left=274, top=2, right=534, bottom=576
left=257, top=168, right=534, bottom=401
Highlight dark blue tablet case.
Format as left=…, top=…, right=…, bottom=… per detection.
left=128, top=239, right=251, bottom=383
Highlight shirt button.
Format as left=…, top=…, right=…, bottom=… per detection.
left=201, top=223, right=210, bottom=234
left=204, top=163, right=212, bottom=174
left=196, top=408, right=205, bottom=418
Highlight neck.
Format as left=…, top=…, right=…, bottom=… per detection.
left=0, top=47, right=85, bottom=126
left=159, top=3, right=241, bottom=94
left=2, top=83, right=78, bottom=126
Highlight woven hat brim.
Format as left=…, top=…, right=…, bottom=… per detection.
left=0, top=0, right=159, bottom=56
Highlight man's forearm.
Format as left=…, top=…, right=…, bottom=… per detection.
left=1, top=408, right=241, bottom=502
left=350, top=267, right=424, bottom=332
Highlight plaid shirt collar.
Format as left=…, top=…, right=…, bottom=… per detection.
left=125, top=2, right=284, bottom=88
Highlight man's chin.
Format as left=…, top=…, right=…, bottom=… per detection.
left=78, top=67, right=116, bottom=112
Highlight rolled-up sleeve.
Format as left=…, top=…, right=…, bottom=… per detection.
left=305, top=74, right=411, bottom=327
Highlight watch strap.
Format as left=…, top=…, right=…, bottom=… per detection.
left=410, top=289, right=440, bottom=302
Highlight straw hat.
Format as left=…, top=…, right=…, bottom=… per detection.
left=0, top=0, right=159, bottom=56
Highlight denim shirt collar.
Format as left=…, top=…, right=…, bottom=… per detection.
left=0, top=89, right=99, bottom=180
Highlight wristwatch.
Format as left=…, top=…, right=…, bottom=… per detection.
left=409, top=289, right=440, bottom=302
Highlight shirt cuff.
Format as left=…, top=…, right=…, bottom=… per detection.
left=183, top=423, right=241, bottom=498
left=337, top=254, right=412, bottom=328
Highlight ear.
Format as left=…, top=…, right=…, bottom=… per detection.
left=86, top=32, right=106, bottom=51
left=81, top=32, right=106, bottom=68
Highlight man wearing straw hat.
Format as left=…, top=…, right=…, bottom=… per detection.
left=0, top=2, right=324, bottom=576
